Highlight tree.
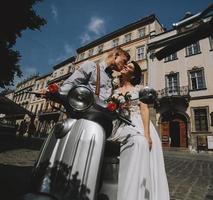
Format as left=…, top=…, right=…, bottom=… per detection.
left=0, top=0, right=46, bottom=88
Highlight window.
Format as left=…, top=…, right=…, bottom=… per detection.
left=165, top=73, right=179, bottom=95
left=189, top=68, right=206, bottom=90
left=80, top=53, right=85, bottom=60
left=209, top=35, right=213, bottom=50
left=97, top=45, right=103, bottom=53
left=34, top=104, right=39, bottom=114
left=138, top=28, right=145, bottom=38
left=186, top=42, right=201, bottom=56
left=52, top=72, right=57, bottom=78
left=164, top=53, right=177, bottom=62
left=36, top=83, right=40, bottom=90
left=112, top=38, right=119, bottom=47
left=124, top=33, right=131, bottom=43
left=140, top=72, right=145, bottom=85
left=69, top=65, right=75, bottom=73
left=40, top=103, right=43, bottom=112
left=136, top=46, right=145, bottom=60
left=24, top=92, right=28, bottom=100
left=20, top=93, right=24, bottom=101
left=17, top=94, right=20, bottom=102
left=88, top=49, right=94, bottom=57
left=193, top=108, right=208, bottom=131
left=210, top=112, right=213, bottom=126
left=60, top=69, right=64, bottom=75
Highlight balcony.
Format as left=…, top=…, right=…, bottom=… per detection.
left=156, top=86, right=190, bottom=113
left=157, top=86, right=190, bottom=98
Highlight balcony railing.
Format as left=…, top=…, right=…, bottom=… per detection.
left=157, top=86, right=189, bottom=99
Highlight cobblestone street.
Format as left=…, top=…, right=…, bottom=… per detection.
left=164, top=151, right=213, bottom=200
left=0, top=136, right=213, bottom=200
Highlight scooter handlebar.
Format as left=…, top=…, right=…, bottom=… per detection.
left=118, top=115, right=135, bottom=127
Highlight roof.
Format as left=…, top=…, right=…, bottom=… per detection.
left=149, top=4, right=213, bottom=60
left=53, top=56, right=76, bottom=70
left=36, top=72, right=52, bottom=81
left=0, top=96, right=32, bottom=116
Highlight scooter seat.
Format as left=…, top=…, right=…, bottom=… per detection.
left=104, top=140, right=120, bottom=158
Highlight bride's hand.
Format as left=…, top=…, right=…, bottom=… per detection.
left=120, top=102, right=130, bottom=109
left=145, top=135, right=152, bottom=151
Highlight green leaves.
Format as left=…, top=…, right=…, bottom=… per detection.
left=0, top=0, right=46, bottom=88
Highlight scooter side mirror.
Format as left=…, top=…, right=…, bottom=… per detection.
left=139, top=86, right=158, bottom=104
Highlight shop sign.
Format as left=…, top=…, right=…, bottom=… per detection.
left=207, top=136, right=213, bottom=150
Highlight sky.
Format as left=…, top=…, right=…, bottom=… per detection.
left=13, top=0, right=213, bottom=85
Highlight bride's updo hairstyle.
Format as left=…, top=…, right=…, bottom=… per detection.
left=130, top=61, right=142, bottom=86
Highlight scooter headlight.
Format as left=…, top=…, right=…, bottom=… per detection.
left=67, top=85, right=94, bottom=111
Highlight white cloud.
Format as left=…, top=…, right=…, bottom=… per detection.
left=80, top=33, right=91, bottom=45
left=80, top=16, right=106, bottom=45
left=51, top=4, right=58, bottom=21
left=88, top=17, right=105, bottom=35
left=48, top=43, right=75, bottom=65
left=48, top=55, right=66, bottom=65
left=64, top=43, right=74, bottom=54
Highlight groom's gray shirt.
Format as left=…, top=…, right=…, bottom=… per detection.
left=60, top=60, right=113, bottom=100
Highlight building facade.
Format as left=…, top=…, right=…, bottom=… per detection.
left=34, top=56, right=76, bottom=136
left=76, top=14, right=164, bottom=87
left=26, top=72, right=52, bottom=136
left=148, top=10, right=213, bottom=151
left=11, top=75, right=39, bottom=122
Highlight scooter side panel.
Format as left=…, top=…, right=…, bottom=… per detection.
left=31, top=119, right=105, bottom=200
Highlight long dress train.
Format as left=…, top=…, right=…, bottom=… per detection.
left=108, top=86, right=170, bottom=200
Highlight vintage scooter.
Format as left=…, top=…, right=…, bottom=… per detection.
left=20, top=84, right=157, bottom=200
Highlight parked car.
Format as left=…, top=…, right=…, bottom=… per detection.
left=0, top=120, right=18, bottom=136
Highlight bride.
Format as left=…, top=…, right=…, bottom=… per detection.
left=109, top=61, right=170, bottom=200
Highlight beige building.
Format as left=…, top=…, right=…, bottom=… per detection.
left=48, top=56, right=76, bottom=86
left=76, top=14, right=164, bottom=87
left=29, top=73, right=50, bottom=114
left=26, top=72, right=51, bottom=135
left=31, top=56, right=76, bottom=136
left=148, top=10, right=213, bottom=151
left=13, top=74, right=39, bottom=110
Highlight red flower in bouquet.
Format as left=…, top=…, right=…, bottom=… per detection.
left=107, top=101, right=118, bottom=112
left=106, top=92, right=132, bottom=112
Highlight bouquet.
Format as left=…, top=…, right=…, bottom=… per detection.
left=106, top=92, right=132, bottom=112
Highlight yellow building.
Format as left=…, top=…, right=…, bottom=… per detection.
left=75, top=14, right=164, bottom=87
left=33, top=56, right=76, bottom=136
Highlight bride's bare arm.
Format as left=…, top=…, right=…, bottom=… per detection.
left=140, top=102, right=152, bottom=150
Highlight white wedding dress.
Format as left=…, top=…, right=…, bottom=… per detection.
left=108, top=85, right=170, bottom=200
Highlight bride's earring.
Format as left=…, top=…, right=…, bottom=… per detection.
left=112, top=70, right=121, bottom=89
left=112, top=76, right=120, bottom=89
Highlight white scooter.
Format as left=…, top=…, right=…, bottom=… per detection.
left=20, top=84, right=157, bottom=200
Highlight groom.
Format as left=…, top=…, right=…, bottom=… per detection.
left=60, top=47, right=130, bottom=100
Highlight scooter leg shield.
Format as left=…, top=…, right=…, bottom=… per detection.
left=30, top=119, right=105, bottom=200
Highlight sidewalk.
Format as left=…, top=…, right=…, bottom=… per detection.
left=164, top=149, right=213, bottom=162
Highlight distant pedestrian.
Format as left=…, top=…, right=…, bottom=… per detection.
left=27, top=117, right=36, bottom=138
left=18, top=119, right=27, bottom=137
